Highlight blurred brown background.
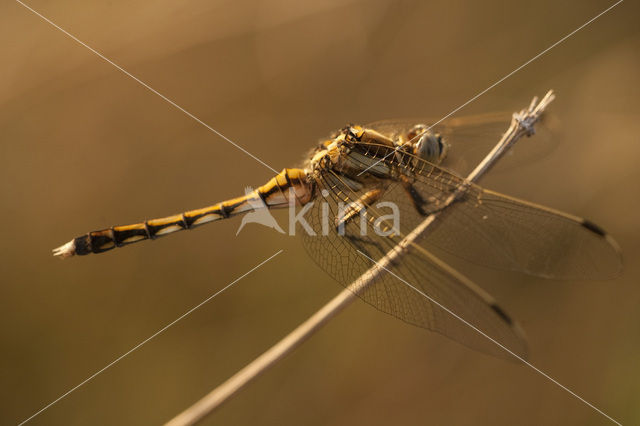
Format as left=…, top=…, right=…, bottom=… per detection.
left=1, top=0, right=639, bottom=425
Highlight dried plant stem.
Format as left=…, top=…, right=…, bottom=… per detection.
left=165, top=91, right=556, bottom=426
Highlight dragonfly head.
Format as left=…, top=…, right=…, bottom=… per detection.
left=411, top=126, right=449, bottom=164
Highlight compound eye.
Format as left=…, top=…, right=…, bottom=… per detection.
left=436, top=134, right=445, bottom=152
left=414, top=132, right=435, bottom=158
left=414, top=131, right=448, bottom=164
left=436, top=134, right=449, bottom=160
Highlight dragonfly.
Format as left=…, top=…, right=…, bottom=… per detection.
left=53, top=111, right=622, bottom=359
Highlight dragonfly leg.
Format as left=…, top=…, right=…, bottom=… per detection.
left=399, top=176, right=431, bottom=216
left=399, top=175, right=450, bottom=217
left=335, top=189, right=384, bottom=231
left=334, top=189, right=392, bottom=260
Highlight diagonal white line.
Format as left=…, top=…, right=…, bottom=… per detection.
left=357, top=250, right=622, bottom=426
left=17, top=249, right=284, bottom=426
left=415, top=0, right=624, bottom=134
left=14, top=0, right=279, bottom=174
left=357, top=0, right=624, bottom=177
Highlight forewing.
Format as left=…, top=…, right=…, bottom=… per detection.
left=348, top=141, right=622, bottom=280
left=421, top=187, right=623, bottom=280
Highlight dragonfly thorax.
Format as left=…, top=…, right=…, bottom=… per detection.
left=307, top=126, right=362, bottom=171
left=305, top=123, right=451, bottom=190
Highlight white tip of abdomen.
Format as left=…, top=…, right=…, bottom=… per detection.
left=53, top=240, right=76, bottom=258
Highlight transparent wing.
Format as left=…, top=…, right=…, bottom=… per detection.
left=365, top=112, right=557, bottom=175
left=365, top=112, right=511, bottom=140
left=350, top=141, right=623, bottom=280
left=302, top=171, right=528, bottom=359
left=422, top=188, right=622, bottom=280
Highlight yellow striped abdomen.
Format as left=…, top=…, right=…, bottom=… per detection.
left=53, top=168, right=312, bottom=257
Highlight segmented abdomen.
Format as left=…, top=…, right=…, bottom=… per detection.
left=53, top=168, right=311, bottom=257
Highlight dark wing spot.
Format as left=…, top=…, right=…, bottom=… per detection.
left=490, top=303, right=513, bottom=325
left=582, top=219, right=607, bottom=237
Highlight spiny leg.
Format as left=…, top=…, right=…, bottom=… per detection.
left=334, top=189, right=392, bottom=260
left=335, top=188, right=384, bottom=232
left=399, top=174, right=452, bottom=217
